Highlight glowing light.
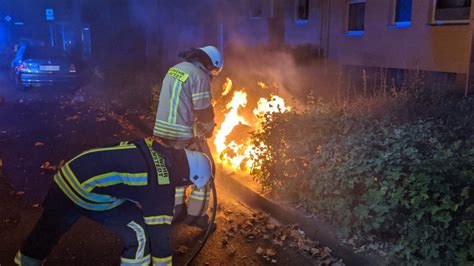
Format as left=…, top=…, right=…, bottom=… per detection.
left=253, top=95, right=290, bottom=119
left=222, top=77, right=233, bottom=96
left=257, top=81, right=268, bottom=89
left=214, top=79, right=290, bottom=171
left=214, top=90, right=249, bottom=156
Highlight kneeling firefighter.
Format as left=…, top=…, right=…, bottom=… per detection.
left=15, top=138, right=212, bottom=266
left=153, top=45, right=223, bottom=229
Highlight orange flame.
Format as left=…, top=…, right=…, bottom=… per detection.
left=214, top=79, right=290, bottom=171
left=215, top=90, right=248, bottom=157
left=222, top=77, right=233, bottom=96
left=257, top=81, right=268, bottom=89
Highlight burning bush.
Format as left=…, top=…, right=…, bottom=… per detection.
left=213, top=78, right=290, bottom=171
left=249, top=90, right=474, bottom=265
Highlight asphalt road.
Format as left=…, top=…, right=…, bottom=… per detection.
left=0, top=70, right=340, bottom=265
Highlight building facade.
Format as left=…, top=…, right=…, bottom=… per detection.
left=128, top=0, right=473, bottom=94
left=326, top=0, right=473, bottom=92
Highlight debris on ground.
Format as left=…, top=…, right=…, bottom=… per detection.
left=96, top=116, right=107, bottom=122
left=40, top=160, right=64, bottom=171
left=106, top=112, right=136, bottom=131
left=222, top=208, right=343, bottom=265
left=66, top=115, right=81, bottom=121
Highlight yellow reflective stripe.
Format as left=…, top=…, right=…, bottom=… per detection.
left=171, top=81, right=183, bottom=124
left=14, top=250, right=21, bottom=264
left=153, top=127, right=193, bottom=139
left=152, top=255, right=172, bottom=265
left=126, top=221, right=147, bottom=260
left=191, top=190, right=208, bottom=195
left=192, top=92, right=210, bottom=97
left=189, top=194, right=210, bottom=201
left=189, top=189, right=210, bottom=200
left=168, top=68, right=189, bottom=82
left=144, top=215, right=173, bottom=225
left=121, top=254, right=151, bottom=266
left=192, top=92, right=211, bottom=101
left=155, top=120, right=192, bottom=131
left=144, top=139, right=170, bottom=185
left=153, top=124, right=189, bottom=134
left=61, top=166, right=116, bottom=203
left=81, top=172, right=148, bottom=192
left=175, top=188, right=185, bottom=198
left=154, top=121, right=192, bottom=135
left=70, top=145, right=136, bottom=163
left=54, top=173, right=125, bottom=211
left=167, top=79, right=179, bottom=123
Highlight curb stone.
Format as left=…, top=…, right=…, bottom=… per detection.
left=218, top=171, right=381, bottom=266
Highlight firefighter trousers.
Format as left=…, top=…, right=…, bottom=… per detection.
left=16, top=183, right=150, bottom=266
left=154, top=136, right=213, bottom=225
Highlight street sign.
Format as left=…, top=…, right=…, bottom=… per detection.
left=45, top=8, right=54, bottom=21
left=4, top=16, right=11, bottom=22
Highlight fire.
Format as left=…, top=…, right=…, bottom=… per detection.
left=253, top=95, right=289, bottom=120
left=257, top=81, right=268, bottom=89
left=214, top=90, right=249, bottom=156
left=214, top=79, right=290, bottom=171
left=222, top=77, right=233, bottom=96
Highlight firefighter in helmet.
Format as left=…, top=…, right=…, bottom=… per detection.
left=153, top=45, right=223, bottom=229
left=15, top=138, right=212, bottom=266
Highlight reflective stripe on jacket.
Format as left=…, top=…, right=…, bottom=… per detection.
left=154, top=61, right=212, bottom=140
left=52, top=139, right=191, bottom=260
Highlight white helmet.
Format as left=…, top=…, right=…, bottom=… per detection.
left=198, top=45, right=223, bottom=76
left=185, top=149, right=212, bottom=189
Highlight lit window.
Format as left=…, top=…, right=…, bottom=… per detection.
left=432, top=0, right=471, bottom=22
left=295, top=0, right=310, bottom=23
left=250, top=0, right=263, bottom=18
left=394, top=0, right=412, bottom=23
left=347, top=1, right=366, bottom=32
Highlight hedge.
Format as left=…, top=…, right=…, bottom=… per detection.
left=250, top=90, right=474, bottom=265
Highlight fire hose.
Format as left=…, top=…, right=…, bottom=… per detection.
left=185, top=132, right=218, bottom=265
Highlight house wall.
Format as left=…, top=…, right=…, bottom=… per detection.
left=284, top=0, right=321, bottom=47
left=326, top=0, right=472, bottom=74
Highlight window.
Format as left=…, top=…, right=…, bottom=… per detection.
left=347, top=1, right=366, bottom=32
left=394, top=0, right=412, bottom=23
left=432, top=0, right=471, bottom=22
left=295, top=0, right=310, bottom=23
left=250, top=0, right=263, bottom=18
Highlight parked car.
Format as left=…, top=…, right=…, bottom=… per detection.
left=11, top=46, right=78, bottom=91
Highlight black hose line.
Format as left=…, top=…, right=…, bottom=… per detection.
left=185, top=137, right=218, bottom=265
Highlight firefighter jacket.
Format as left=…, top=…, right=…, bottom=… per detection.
left=53, top=139, right=191, bottom=265
left=154, top=61, right=214, bottom=140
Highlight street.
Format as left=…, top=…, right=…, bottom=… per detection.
left=0, top=70, right=341, bottom=266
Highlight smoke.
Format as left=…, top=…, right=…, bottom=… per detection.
left=127, top=0, right=339, bottom=102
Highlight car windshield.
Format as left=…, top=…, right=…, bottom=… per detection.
left=23, top=47, right=68, bottom=60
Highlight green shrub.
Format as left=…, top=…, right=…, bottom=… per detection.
left=251, top=91, right=474, bottom=265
